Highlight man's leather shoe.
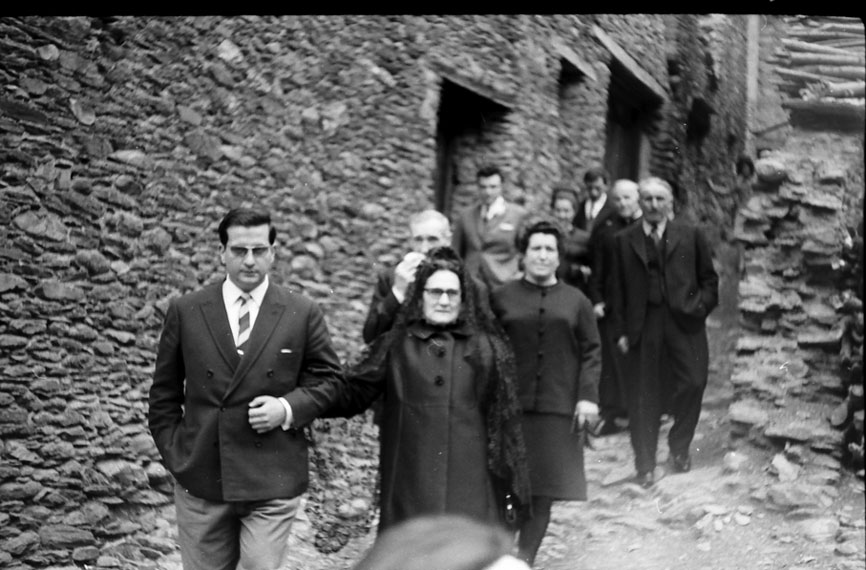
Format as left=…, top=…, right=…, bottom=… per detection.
left=671, top=454, right=691, bottom=473
left=635, top=471, right=655, bottom=488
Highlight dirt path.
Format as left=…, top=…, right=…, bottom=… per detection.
left=533, top=241, right=865, bottom=570
left=154, top=244, right=865, bottom=570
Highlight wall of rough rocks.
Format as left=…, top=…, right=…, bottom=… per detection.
left=729, top=13, right=864, bottom=484
left=0, top=15, right=750, bottom=569
left=662, top=14, right=752, bottom=244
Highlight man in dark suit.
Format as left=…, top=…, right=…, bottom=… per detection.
left=362, top=209, right=451, bottom=344
left=148, top=208, right=345, bottom=570
left=575, top=166, right=617, bottom=234
left=452, top=165, right=527, bottom=290
left=586, top=179, right=642, bottom=435
left=610, top=177, right=718, bottom=488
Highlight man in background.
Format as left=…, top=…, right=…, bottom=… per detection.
left=363, top=209, right=452, bottom=343
left=452, top=165, right=527, bottom=290
left=611, top=177, right=718, bottom=488
left=586, top=179, right=642, bottom=435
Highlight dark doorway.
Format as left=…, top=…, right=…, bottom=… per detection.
left=605, top=59, right=663, bottom=183
left=434, top=78, right=511, bottom=221
left=557, top=58, right=590, bottom=190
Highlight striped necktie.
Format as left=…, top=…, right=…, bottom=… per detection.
left=237, top=293, right=251, bottom=355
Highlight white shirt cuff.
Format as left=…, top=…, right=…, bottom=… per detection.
left=391, top=285, right=405, bottom=304
left=278, top=397, right=294, bottom=430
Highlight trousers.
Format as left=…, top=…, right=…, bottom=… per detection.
left=626, top=303, right=708, bottom=474
left=174, top=486, right=301, bottom=570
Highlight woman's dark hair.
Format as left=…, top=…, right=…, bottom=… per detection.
left=550, top=185, right=580, bottom=209
left=400, top=246, right=468, bottom=324
left=351, top=246, right=530, bottom=511
left=352, top=514, right=515, bottom=570
left=515, top=218, right=564, bottom=256
left=217, top=208, right=276, bottom=245
left=735, top=154, right=755, bottom=178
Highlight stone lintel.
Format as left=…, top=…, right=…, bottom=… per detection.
left=591, top=25, right=668, bottom=102
left=552, top=38, right=597, bottom=82
left=429, top=59, right=515, bottom=110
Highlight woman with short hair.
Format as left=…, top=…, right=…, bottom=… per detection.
left=492, top=218, right=602, bottom=567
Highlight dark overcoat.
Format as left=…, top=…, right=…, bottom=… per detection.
left=610, top=219, right=719, bottom=345
left=335, top=321, right=501, bottom=531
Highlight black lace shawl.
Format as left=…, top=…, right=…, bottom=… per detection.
left=354, top=247, right=531, bottom=511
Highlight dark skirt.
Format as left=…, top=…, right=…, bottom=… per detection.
left=521, top=412, right=587, bottom=500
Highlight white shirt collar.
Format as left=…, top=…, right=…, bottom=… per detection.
left=484, top=195, right=507, bottom=220
left=223, top=275, right=269, bottom=306
left=642, top=218, right=667, bottom=236
left=586, top=192, right=607, bottom=217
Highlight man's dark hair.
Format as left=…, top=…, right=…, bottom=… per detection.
left=476, top=165, right=503, bottom=181
left=218, top=208, right=276, bottom=246
left=583, top=166, right=609, bottom=185
left=515, top=218, right=564, bottom=255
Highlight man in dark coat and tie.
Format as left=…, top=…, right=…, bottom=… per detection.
left=148, top=208, right=345, bottom=570
left=574, top=166, right=617, bottom=234
left=610, top=177, right=719, bottom=488
left=586, top=178, right=642, bottom=434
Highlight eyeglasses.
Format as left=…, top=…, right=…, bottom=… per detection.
left=424, top=288, right=461, bottom=300
left=228, top=246, right=271, bottom=258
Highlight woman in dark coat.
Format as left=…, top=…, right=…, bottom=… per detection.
left=550, top=186, right=592, bottom=292
left=491, top=218, right=601, bottom=567
left=331, top=246, right=530, bottom=533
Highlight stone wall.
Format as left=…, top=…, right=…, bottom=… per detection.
left=729, top=13, right=864, bottom=480
left=0, top=15, right=749, bottom=568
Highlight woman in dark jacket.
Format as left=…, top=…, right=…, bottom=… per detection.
left=331, top=246, right=530, bottom=533
left=550, top=186, right=592, bottom=292
left=491, top=218, right=601, bottom=567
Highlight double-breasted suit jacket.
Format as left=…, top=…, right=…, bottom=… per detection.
left=452, top=201, right=527, bottom=289
left=148, top=281, right=344, bottom=502
left=610, top=219, right=719, bottom=346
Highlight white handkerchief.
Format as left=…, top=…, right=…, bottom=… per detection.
left=280, top=348, right=293, bottom=354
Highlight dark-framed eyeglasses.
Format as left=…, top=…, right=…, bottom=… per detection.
left=424, top=288, right=461, bottom=300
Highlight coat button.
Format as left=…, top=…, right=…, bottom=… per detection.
left=213, top=442, right=218, bottom=448
left=267, top=370, right=274, bottom=377
left=206, top=370, right=213, bottom=378
left=539, top=307, right=545, bottom=314
left=434, top=375, right=444, bottom=386
left=255, top=441, right=262, bottom=448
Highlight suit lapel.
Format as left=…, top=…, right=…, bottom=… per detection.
left=225, top=285, right=286, bottom=399
left=664, top=221, right=684, bottom=261
left=627, top=224, right=648, bottom=268
left=467, top=205, right=485, bottom=246
left=199, top=284, right=240, bottom=372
